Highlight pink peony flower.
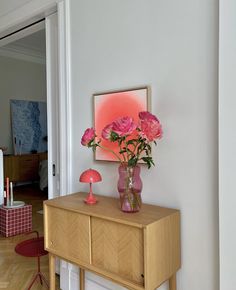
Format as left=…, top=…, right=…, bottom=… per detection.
left=102, top=123, right=113, bottom=140
left=81, top=111, right=163, bottom=169
left=139, top=119, right=163, bottom=141
left=139, top=111, right=159, bottom=122
left=81, top=128, right=96, bottom=146
left=112, top=116, right=137, bottom=137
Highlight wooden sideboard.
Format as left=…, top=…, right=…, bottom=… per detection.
left=4, top=153, right=47, bottom=183
left=44, top=192, right=181, bottom=290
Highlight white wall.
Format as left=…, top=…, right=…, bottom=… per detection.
left=0, top=55, right=46, bottom=154
left=0, top=0, right=220, bottom=290
left=70, top=1, right=219, bottom=290
left=219, top=1, right=236, bottom=289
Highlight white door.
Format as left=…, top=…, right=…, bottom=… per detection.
left=45, top=13, right=60, bottom=200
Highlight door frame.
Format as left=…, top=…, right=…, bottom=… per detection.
left=219, top=0, right=236, bottom=289
left=0, top=0, right=72, bottom=197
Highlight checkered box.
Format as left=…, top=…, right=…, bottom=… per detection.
left=0, top=205, right=32, bottom=237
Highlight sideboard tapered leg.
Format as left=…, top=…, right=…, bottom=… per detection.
left=169, top=273, right=176, bottom=290
left=79, top=268, right=85, bottom=290
left=49, top=253, right=56, bottom=290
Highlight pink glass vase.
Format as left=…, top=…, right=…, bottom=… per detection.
left=117, top=164, right=142, bottom=213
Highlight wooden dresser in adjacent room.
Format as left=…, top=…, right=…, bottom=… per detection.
left=44, top=192, right=181, bottom=290
left=4, top=153, right=47, bottom=183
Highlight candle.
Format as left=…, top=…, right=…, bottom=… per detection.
left=6, top=177, right=9, bottom=206
left=10, top=182, right=13, bottom=206
left=3, top=190, right=6, bottom=206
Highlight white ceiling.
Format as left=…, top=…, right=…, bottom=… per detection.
left=9, top=29, right=46, bottom=55
left=0, top=29, right=46, bottom=64
left=0, top=0, right=31, bottom=17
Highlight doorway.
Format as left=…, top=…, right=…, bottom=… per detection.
left=0, top=23, right=50, bottom=203
left=0, top=2, right=70, bottom=288
left=0, top=0, right=70, bottom=201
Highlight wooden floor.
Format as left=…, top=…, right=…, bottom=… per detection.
left=0, top=184, right=60, bottom=290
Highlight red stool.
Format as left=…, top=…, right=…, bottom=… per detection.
left=15, top=231, right=49, bottom=289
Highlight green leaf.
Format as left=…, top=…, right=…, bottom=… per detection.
left=87, top=139, right=95, bottom=147
left=150, top=159, right=155, bottom=166
left=110, top=131, right=119, bottom=141
left=146, top=144, right=151, bottom=152
left=128, top=157, right=138, bottom=167
left=126, top=140, right=135, bottom=146
left=141, top=157, right=155, bottom=169
left=92, top=144, right=98, bottom=152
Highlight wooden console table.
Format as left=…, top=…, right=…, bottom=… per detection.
left=44, top=192, right=181, bottom=290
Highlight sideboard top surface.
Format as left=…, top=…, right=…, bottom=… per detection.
left=44, top=192, right=179, bottom=228
left=4, top=152, right=47, bottom=157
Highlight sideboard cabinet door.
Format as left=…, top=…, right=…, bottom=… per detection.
left=91, top=217, right=144, bottom=286
left=19, top=155, right=39, bottom=181
left=45, top=206, right=91, bottom=264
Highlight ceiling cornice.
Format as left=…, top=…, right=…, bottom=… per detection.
left=0, top=44, right=45, bottom=64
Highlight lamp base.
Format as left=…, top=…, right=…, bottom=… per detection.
left=84, top=192, right=98, bottom=205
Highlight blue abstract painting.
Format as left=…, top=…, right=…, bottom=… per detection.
left=11, top=100, right=47, bottom=154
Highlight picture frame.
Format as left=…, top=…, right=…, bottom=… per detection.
left=93, top=86, right=150, bottom=162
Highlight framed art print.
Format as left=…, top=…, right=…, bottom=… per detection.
left=10, top=100, right=47, bottom=155
left=94, top=86, right=150, bottom=161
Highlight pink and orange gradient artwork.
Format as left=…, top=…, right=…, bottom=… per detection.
left=94, top=88, right=148, bottom=161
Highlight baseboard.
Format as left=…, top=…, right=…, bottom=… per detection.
left=60, top=263, right=169, bottom=290
left=60, top=262, right=126, bottom=290
left=85, top=272, right=126, bottom=290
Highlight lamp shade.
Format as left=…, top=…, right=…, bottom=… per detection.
left=79, top=169, right=102, bottom=183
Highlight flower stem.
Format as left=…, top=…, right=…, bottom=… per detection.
left=98, top=143, right=123, bottom=162
left=119, top=141, right=127, bottom=162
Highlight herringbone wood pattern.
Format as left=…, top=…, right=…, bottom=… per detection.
left=91, top=217, right=144, bottom=285
left=46, top=207, right=91, bottom=264
left=0, top=184, right=60, bottom=290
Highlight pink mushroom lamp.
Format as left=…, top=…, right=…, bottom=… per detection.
left=79, top=168, right=102, bottom=204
